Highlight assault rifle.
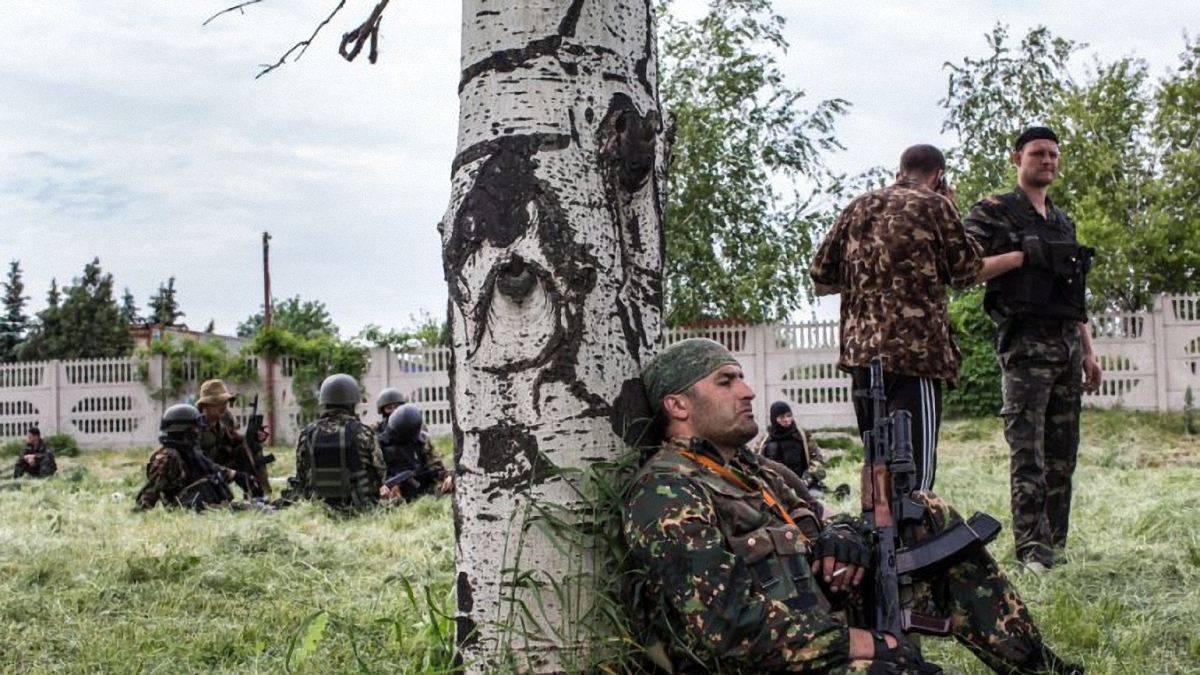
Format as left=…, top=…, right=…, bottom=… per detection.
left=858, top=356, right=1001, bottom=636
left=241, top=395, right=275, bottom=496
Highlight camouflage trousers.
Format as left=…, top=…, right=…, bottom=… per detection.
left=998, top=320, right=1083, bottom=566
left=836, top=493, right=1048, bottom=675
left=12, top=455, right=56, bottom=479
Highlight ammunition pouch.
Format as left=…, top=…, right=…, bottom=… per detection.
left=896, top=512, right=1001, bottom=576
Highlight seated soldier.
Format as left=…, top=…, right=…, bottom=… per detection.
left=624, top=338, right=1083, bottom=675
left=136, top=404, right=257, bottom=511
left=292, top=373, right=386, bottom=512
left=195, top=379, right=272, bottom=498
left=378, top=403, right=452, bottom=501
left=758, top=400, right=828, bottom=493
left=13, top=427, right=57, bottom=479
left=373, top=388, right=408, bottom=436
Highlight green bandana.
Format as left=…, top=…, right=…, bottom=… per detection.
left=642, top=338, right=739, bottom=412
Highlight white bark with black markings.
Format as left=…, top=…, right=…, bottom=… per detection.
left=440, top=1, right=665, bottom=672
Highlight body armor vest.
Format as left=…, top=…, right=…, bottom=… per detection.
left=984, top=201, right=1093, bottom=322
left=306, top=420, right=366, bottom=502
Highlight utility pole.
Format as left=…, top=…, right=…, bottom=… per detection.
left=262, top=232, right=277, bottom=439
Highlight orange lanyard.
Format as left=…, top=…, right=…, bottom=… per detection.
left=677, top=450, right=796, bottom=526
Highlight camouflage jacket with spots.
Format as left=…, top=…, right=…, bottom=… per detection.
left=624, top=437, right=851, bottom=674
left=811, top=179, right=983, bottom=382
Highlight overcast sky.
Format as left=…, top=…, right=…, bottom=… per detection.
left=1, top=1, right=1194, bottom=335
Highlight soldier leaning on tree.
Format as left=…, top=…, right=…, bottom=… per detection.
left=964, top=126, right=1103, bottom=574
left=623, top=338, right=1084, bottom=675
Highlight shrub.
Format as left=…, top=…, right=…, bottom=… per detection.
left=1, top=439, right=22, bottom=457
left=945, top=287, right=1003, bottom=418
left=44, top=433, right=80, bottom=457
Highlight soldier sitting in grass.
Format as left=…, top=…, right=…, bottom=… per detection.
left=624, top=338, right=1084, bottom=675
left=136, top=404, right=258, bottom=511
left=12, top=427, right=57, bottom=479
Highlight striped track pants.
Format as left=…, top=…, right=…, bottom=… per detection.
left=851, top=368, right=943, bottom=492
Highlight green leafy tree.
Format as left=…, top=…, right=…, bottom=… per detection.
left=660, top=0, right=847, bottom=325
left=237, top=296, right=338, bottom=339
left=357, top=310, right=448, bottom=350
left=120, top=287, right=141, bottom=324
left=0, top=261, right=29, bottom=362
left=147, top=277, right=184, bottom=326
left=20, top=258, right=132, bottom=361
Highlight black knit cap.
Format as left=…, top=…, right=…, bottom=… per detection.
left=769, top=401, right=792, bottom=422
left=1014, top=126, right=1060, bottom=151
left=27, top=426, right=41, bottom=437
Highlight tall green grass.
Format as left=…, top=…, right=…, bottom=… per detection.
left=1, top=411, right=1197, bottom=674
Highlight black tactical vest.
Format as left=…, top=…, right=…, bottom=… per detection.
left=983, top=197, right=1093, bottom=322
left=306, top=420, right=367, bottom=502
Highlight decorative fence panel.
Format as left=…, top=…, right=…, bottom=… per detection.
left=3, top=294, right=1199, bottom=450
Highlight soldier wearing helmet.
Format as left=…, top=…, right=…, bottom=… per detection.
left=135, top=403, right=255, bottom=511
left=373, top=388, right=408, bottom=436
left=292, top=374, right=386, bottom=511
left=378, top=403, right=452, bottom=501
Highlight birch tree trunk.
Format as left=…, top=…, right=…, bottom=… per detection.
left=439, top=1, right=665, bottom=672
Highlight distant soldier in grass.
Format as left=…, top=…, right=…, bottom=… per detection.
left=195, top=379, right=272, bottom=498
left=136, top=404, right=257, bottom=511
left=12, top=427, right=57, bottom=479
left=624, top=338, right=1084, bottom=675
left=373, top=387, right=408, bottom=436
left=291, top=373, right=385, bottom=512
left=757, top=401, right=828, bottom=493
left=377, top=403, right=452, bottom=501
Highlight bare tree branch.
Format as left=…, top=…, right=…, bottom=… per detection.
left=253, top=1, right=348, bottom=79
left=339, top=0, right=390, bottom=64
left=202, top=0, right=268, bottom=27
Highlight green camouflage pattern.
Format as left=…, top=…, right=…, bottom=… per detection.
left=625, top=437, right=1057, bottom=674
left=642, top=338, right=738, bottom=412
left=966, top=189, right=1085, bottom=566
left=810, top=178, right=983, bottom=383
left=999, top=322, right=1083, bottom=565
left=293, top=410, right=385, bottom=511
left=134, top=442, right=231, bottom=511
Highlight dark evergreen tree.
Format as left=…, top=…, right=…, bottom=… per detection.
left=120, top=287, right=141, bottom=324
left=0, top=261, right=29, bottom=362
left=20, top=259, right=132, bottom=360
left=147, top=277, right=184, bottom=326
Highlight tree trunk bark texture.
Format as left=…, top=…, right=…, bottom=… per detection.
left=440, top=1, right=665, bottom=672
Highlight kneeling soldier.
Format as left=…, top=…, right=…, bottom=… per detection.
left=136, top=404, right=255, bottom=511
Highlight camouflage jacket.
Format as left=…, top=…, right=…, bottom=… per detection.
left=135, top=439, right=231, bottom=510
left=811, top=178, right=983, bottom=382
left=198, top=411, right=245, bottom=468
left=964, top=187, right=1081, bottom=320
left=624, top=437, right=850, bottom=674
left=294, top=410, right=385, bottom=509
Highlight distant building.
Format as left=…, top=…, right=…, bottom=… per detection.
left=128, top=324, right=245, bottom=352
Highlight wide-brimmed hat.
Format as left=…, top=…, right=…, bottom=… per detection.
left=197, top=379, right=236, bottom=406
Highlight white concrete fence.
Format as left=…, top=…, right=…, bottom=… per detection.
left=2, top=294, right=1198, bottom=450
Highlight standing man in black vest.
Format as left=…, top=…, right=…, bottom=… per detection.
left=965, top=127, right=1103, bottom=574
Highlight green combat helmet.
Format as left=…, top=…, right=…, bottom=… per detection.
left=319, top=374, right=360, bottom=407
left=375, top=387, right=408, bottom=414
left=161, top=403, right=204, bottom=436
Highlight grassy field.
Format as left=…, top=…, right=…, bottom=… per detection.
left=1, top=411, right=1198, bottom=674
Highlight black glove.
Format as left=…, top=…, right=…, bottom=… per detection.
left=810, top=523, right=871, bottom=569
left=1022, top=234, right=1051, bottom=270
left=867, top=632, right=945, bottom=675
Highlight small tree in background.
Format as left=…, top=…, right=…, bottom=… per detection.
left=147, top=277, right=185, bottom=326
left=120, top=287, right=141, bottom=324
left=0, top=261, right=29, bottom=362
